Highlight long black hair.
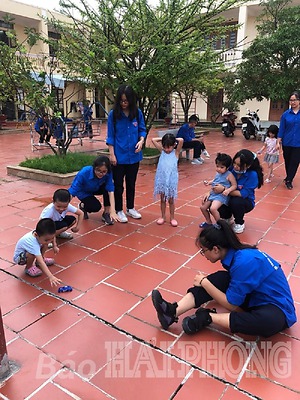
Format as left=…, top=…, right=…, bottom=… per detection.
left=196, top=220, right=256, bottom=251
left=233, top=149, right=264, bottom=188
left=113, top=84, right=138, bottom=121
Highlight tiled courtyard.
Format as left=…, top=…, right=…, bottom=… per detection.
left=0, top=123, right=299, bottom=399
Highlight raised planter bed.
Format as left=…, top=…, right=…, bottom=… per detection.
left=7, top=165, right=77, bottom=186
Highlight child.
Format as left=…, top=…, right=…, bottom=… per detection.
left=200, top=153, right=237, bottom=228
left=257, top=124, right=279, bottom=183
left=40, top=189, right=84, bottom=242
left=13, top=218, right=62, bottom=286
left=152, top=134, right=184, bottom=227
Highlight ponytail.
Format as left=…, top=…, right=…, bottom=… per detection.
left=196, top=220, right=256, bottom=251
left=233, top=149, right=264, bottom=188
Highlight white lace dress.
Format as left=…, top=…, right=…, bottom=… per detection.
left=154, top=150, right=178, bottom=200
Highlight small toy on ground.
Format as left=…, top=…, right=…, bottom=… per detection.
left=58, top=285, right=73, bottom=293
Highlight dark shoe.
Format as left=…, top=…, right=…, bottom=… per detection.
left=182, top=307, right=216, bottom=335
left=79, top=202, right=89, bottom=219
left=152, top=290, right=178, bottom=330
left=285, top=181, right=293, bottom=190
left=102, top=212, right=114, bottom=225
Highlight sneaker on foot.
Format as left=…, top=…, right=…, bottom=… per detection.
left=102, top=212, right=114, bottom=225
left=36, top=257, right=55, bottom=267
left=126, top=208, right=142, bottom=219
left=152, top=290, right=178, bottom=330
left=202, top=149, right=210, bottom=158
left=233, top=223, right=245, bottom=234
left=78, top=202, right=89, bottom=220
left=191, top=159, right=203, bottom=165
left=57, top=231, right=73, bottom=239
left=285, top=181, right=293, bottom=190
left=199, top=222, right=212, bottom=228
left=182, top=307, right=216, bottom=335
left=117, top=210, right=128, bottom=223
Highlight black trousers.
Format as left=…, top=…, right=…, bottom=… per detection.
left=187, top=271, right=287, bottom=337
left=112, top=162, right=139, bottom=212
left=55, top=216, right=76, bottom=231
left=219, top=197, right=253, bottom=225
left=182, top=141, right=205, bottom=159
left=79, top=185, right=110, bottom=213
left=36, top=128, right=51, bottom=143
left=282, top=146, right=300, bottom=183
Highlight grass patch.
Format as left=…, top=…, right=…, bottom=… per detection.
left=19, top=153, right=97, bottom=174
left=142, top=147, right=160, bottom=157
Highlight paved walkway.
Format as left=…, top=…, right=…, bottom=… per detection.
left=0, top=125, right=299, bottom=400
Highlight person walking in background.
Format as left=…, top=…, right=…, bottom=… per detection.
left=152, top=220, right=296, bottom=337
left=69, top=156, right=119, bottom=225
left=257, top=124, right=279, bottom=183
left=13, top=218, right=62, bottom=286
left=40, top=189, right=84, bottom=242
left=152, top=134, right=184, bottom=227
left=214, top=149, right=264, bottom=234
left=176, top=114, right=210, bottom=165
left=276, top=91, right=300, bottom=190
left=106, top=84, right=147, bottom=223
left=199, top=153, right=236, bottom=228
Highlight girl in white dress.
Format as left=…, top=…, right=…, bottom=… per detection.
left=152, top=134, right=184, bottom=227
left=257, top=125, right=279, bottom=183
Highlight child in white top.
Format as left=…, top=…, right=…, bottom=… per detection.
left=40, top=189, right=84, bottom=248
left=152, top=134, right=183, bottom=227
left=13, top=218, right=62, bottom=285
left=257, top=125, right=279, bottom=183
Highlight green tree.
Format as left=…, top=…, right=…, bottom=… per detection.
left=233, top=0, right=300, bottom=105
left=44, top=0, right=244, bottom=131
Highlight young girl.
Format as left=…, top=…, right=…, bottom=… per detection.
left=152, top=134, right=184, bottom=227
left=199, top=153, right=237, bottom=228
left=257, top=124, right=279, bottom=183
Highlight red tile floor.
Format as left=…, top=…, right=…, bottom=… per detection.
left=0, top=124, right=300, bottom=400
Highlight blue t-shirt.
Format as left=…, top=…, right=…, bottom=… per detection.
left=230, top=167, right=258, bottom=207
left=106, top=109, right=146, bottom=164
left=69, top=166, right=114, bottom=200
left=278, top=108, right=300, bottom=147
left=176, top=123, right=195, bottom=142
left=222, top=248, right=296, bottom=328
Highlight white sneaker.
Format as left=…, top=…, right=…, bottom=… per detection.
left=233, top=223, right=245, bottom=234
left=198, top=157, right=205, bottom=163
left=126, top=208, right=142, bottom=219
left=57, top=231, right=73, bottom=239
left=202, top=150, right=210, bottom=158
left=117, top=210, right=128, bottom=223
left=191, top=159, right=203, bottom=165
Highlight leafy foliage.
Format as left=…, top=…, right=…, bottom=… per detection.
left=233, top=0, right=300, bottom=103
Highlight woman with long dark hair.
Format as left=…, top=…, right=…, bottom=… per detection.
left=106, top=85, right=147, bottom=223
left=152, top=220, right=296, bottom=337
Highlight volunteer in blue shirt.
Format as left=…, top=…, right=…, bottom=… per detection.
left=211, top=149, right=264, bottom=234
left=106, top=84, right=147, bottom=223
left=34, top=114, right=51, bottom=143
left=152, top=220, right=296, bottom=337
left=68, top=156, right=119, bottom=225
left=176, top=114, right=209, bottom=165
left=276, top=91, right=300, bottom=190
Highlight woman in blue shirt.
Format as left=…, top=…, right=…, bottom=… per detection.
left=69, top=156, right=119, bottom=225
left=152, top=220, right=296, bottom=337
left=106, top=85, right=147, bottom=223
left=209, top=149, right=264, bottom=234
left=276, top=91, right=300, bottom=190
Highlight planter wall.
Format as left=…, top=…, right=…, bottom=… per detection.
left=7, top=165, right=77, bottom=186
left=97, top=150, right=159, bottom=165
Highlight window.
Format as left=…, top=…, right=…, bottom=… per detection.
left=0, top=20, right=15, bottom=47
left=48, top=31, right=61, bottom=57
left=52, top=87, right=64, bottom=114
